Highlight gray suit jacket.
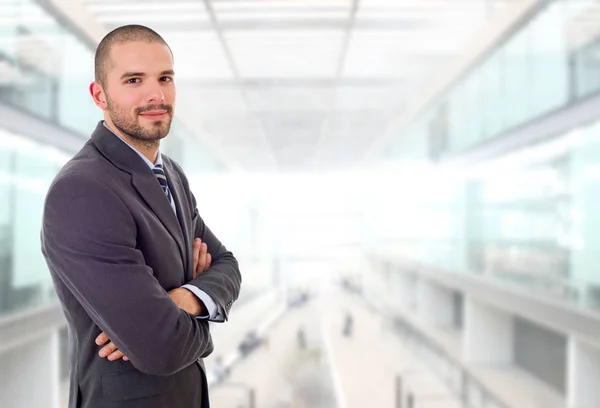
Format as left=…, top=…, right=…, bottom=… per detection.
left=41, top=121, right=241, bottom=408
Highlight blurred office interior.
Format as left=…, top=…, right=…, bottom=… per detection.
left=2, top=0, right=600, bottom=407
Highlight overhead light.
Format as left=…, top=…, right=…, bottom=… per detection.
left=214, top=1, right=351, bottom=12
left=218, top=11, right=350, bottom=22
left=86, top=3, right=206, bottom=13
left=97, top=13, right=211, bottom=23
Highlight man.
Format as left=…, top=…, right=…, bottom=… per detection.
left=41, top=24, right=241, bottom=408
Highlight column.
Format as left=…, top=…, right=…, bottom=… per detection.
left=462, top=296, right=514, bottom=364
left=567, top=337, right=600, bottom=408
left=0, top=329, right=61, bottom=408
left=417, top=279, right=455, bottom=328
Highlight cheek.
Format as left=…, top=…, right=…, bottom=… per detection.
left=113, top=90, right=145, bottom=110
left=165, top=87, right=176, bottom=104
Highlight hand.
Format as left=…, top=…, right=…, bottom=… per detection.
left=96, top=288, right=205, bottom=361
left=168, top=287, right=202, bottom=316
left=96, top=332, right=129, bottom=362
left=193, top=238, right=211, bottom=279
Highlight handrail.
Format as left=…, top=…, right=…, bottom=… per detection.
left=357, top=290, right=511, bottom=408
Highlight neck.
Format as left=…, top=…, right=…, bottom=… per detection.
left=104, top=117, right=159, bottom=164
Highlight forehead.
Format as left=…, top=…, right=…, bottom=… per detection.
left=108, top=41, right=173, bottom=75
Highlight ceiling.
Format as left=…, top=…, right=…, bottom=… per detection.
left=81, top=0, right=516, bottom=172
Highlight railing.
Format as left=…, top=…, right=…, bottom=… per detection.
left=357, top=290, right=511, bottom=408
left=391, top=315, right=510, bottom=408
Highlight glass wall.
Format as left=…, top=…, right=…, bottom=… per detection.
left=389, top=0, right=592, bottom=159
left=376, top=0, right=600, bottom=312
left=467, top=119, right=600, bottom=310
left=0, top=0, right=97, bottom=134
left=0, top=127, right=70, bottom=316
left=466, top=156, right=572, bottom=298
left=381, top=117, right=600, bottom=312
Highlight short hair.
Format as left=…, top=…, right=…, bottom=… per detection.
left=94, top=24, right=172, bottom=87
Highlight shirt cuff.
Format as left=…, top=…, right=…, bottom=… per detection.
left=181, top=285, right=220, bottom=320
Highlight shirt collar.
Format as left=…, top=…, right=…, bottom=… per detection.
left=102, top=121, right=162, bottom=170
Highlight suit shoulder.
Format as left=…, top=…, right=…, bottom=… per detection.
left=55, top=141, right=116, bottom=181
left=48, top=142, right=118, bottom=198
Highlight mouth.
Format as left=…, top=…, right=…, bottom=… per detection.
left=139, top=110, right=169, bottom=120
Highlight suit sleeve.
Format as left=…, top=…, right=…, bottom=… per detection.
left=41, top=174, right=213, bottom=376
left=184, top=190, right=242, bottom=322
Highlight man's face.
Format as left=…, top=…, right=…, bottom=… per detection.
left=102, top=41, right=176, bottom=142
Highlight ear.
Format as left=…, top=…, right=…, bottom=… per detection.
left=89, top=81, right=108, bottom=110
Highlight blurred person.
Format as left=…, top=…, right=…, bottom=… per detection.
left=41, top=24, right=241, bottom=408
left=296, top=326, right=306, bottom=349
left=343, top=312, right=354, bottom=338
left=211, top=356, right=229, bottom=383
left=238, top=330, right=261, bottom=357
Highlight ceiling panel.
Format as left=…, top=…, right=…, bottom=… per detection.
left=176, top=84, right=248, bottom=111
left=212, top=0, right=352, bottom=12
left=225, top=30, right=345, bottom=78
left=175, top=108, right=278, bottom=170
left=332, top=85, right=406, bottom=111
left=163, top=32, right=234, bottom=80
left=317, top=111, right=394, bottom=166
left=342, top=30, right=473, bottom=78
left=245, top=86, right=335, bottom=112
left=78, top=0, right=519, bottom=172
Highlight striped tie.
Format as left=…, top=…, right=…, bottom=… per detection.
left=152, top=164, right=172, bottom=203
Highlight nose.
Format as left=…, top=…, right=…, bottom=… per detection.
left=146, top=83, right=165, bottom=103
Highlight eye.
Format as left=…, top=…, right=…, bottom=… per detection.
left=160, top=76, right=173, bottom=83
left=126, top=78, right=140, bottom=84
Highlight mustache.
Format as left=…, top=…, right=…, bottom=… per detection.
left=136, top=104, right=173, bottom=115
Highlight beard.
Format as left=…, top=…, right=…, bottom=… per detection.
left=106, top=98, right=174, bottom=144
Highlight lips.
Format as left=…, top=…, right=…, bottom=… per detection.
left=141, top=110, right=167, bottom=116
left=139, top=110, right=169, bottom=119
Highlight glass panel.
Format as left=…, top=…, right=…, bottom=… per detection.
left=468, top=161, right=571, bottom=296
left=529, top=0, right=569, bottom=116
left=57, top=35, right=96, bottom=134
left=0, top=0, right=19, bottom=59
left=568, top=121, right=600, bottom=309
left=480, top=51, right=503, bottom=141
left=566, top=0, right=600, bottom=99
left=14, top=0, right=63, bottom=121
left=0, top=127, right=69, bottom=316
left=447, top=80, right=467, bottom=153
left=0, top=0, right=96, bottom=132
left=502, top=22, right=531, bottom=130
left=0, top=128, right=14, bottom=313
left=463, top=68, right=483, bottom=149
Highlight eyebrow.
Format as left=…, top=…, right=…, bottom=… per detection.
left=120, top=70, right=175, bottom=80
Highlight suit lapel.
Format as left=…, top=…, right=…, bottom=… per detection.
left=163, top=163, right=194, bottom=282
left=130, top=172, right=186, bottom=264
left=90, top=122, right=186, bottom=265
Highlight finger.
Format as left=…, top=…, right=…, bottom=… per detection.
left=193, top=239, right=202, bottom=279
left=192, top=238, right=201, bottom=272
left=206, top=253, right=212, bottom=269
left=108, top=349, right=125, bottom=361
left=99, top=342, right=118, bottom=358
left=123, top=356, right=129, bottom=361
left=198, top=243, right=208, bottom=274
left=95, top=332, right=109, bottom=346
